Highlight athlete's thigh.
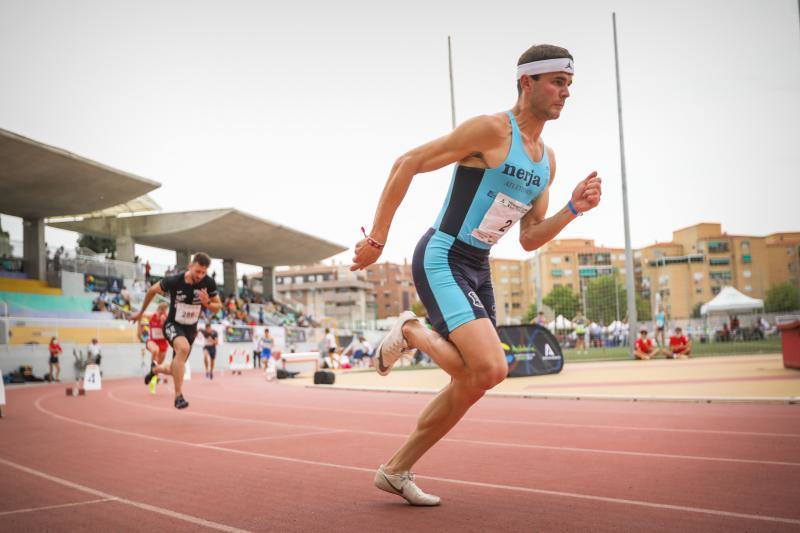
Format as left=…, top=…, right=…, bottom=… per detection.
left=448, top=318, right=507, bottom=374
left=474, top=272, right=497, bottom=328
left=172, top=336, right=192, bottom=359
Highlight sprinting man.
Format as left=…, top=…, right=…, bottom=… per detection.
left=351, top=44, right=601, bottom=505
left=130, top=252, right=221, bottom=409
left=143, top=302, right=170, bottom=394
left=201, top=323, right=219, bottom=379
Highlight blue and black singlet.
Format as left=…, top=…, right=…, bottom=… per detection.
left=412, top=111, right=550, bottom=337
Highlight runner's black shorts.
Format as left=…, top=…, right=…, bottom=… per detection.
left=204, top=346, right=217, bottom=359
left=164, top=322, right=198, bottom=349
left=412, top=228, right=497, bottom=338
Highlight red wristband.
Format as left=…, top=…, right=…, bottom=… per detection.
left=361, top=227, right=385, bottom=250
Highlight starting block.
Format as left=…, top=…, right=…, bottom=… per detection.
left=65, top=386, right=86, bottom=396
left=228, top=350, right=250, bottom=375
left=83, top=364, right=102, bottom=391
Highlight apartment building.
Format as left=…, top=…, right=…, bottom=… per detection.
left=364, top=261, right=419, bottom=319
left=640, top=223, right=800, bottom=319
left=273, top=264, right=376, bottom=328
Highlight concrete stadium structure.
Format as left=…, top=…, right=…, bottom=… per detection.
left=1, top=127, right=347, bottom=296
left=51, top=210, right=347, bottom=298
left=0, top=128, right=159, bottom=280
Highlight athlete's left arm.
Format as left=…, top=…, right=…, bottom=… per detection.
left=518, top=148, right=602, bottom=252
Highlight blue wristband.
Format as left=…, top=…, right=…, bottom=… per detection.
left=567, top=200, right=581, bottom=217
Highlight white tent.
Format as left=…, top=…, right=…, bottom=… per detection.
left=700, top=286, right=764, bottom=316
left=548, top=315, right=573, bottom=330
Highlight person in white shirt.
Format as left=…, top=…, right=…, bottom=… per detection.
left=322, top=328, right=338, bottom=369
left=87, top=338, right=102, bottom=366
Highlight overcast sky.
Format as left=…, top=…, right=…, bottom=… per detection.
left=1, top=0, right=798, bottom=274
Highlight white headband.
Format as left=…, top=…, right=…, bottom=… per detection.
left=516, top=57, right=574, bottom=79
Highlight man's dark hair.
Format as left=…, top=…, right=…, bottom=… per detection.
left=516, top=44, right=573, bottom=95
left=192, top=252, right=211, bottom=267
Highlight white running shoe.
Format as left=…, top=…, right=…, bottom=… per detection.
left=374, top=465, right=441, bottom=506
left=375, top=311, right=417, bottom=376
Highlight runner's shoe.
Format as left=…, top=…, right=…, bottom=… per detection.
left=144, top=370, right=154, bottom=386
left=374, top=465, right=440, bottom=506
left=375, top=311, right=417, bottom=376
left=148, top=375, right=157, bottom=395
left=174, top=394, right=189, bottom=409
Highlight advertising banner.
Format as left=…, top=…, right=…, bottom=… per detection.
left=498, top=325, right=564, bottom=378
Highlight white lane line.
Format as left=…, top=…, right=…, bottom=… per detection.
left=200, top=430, right=344, bottom=446
left=33, top=395, right=800, bottom=527
left=106, top=390, right=800, bottom=467
left=187, top=390, right=800, bottom=438
left=0, top=454, right=249, bottom=533
left=0, top=498, right=114, bottom=517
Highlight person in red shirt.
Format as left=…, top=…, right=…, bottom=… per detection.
left=669, top=327, right=692, bottom=359
left=634, top=329, right=664, bottom=360
left=143, top=303, right=170, bottom=390
left=48, top=336, right=62, bottom=382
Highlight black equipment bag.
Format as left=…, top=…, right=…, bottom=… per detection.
left=313, top=370, right=335, bottom=385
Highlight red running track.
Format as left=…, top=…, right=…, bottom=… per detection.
left=1, top=373, right=799, bottom=532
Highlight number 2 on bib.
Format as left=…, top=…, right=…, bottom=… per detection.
left=471, top=193, right=531, bottom=245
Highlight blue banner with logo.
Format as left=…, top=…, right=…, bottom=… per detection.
left=498, top=324, right=564, bottom=377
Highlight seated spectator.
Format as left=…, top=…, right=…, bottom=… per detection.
left=668, top=327, right=692, bottom=359
left=342, top=335, right=373, bottom=368
left=634, top=329, right=664, bottom=360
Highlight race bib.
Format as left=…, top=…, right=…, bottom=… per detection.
left=175, top=303, right=201, bottom=325
left=471, top=192, right=531, bottom=245
left=150, top=327, right=164, bottom=340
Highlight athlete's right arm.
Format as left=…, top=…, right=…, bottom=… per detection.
left=128, top=283, right=166, bottom=324
left=351, top=115, right=505, bottom=271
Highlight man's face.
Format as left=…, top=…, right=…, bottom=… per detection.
left=188, top=263, right=207, bottom=283
left=527, top=72, right=572, bottom=120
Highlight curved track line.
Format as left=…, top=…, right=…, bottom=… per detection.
left=0, top=456, right=248, bottom=533
left=106, top=389, right=800, bottom=467
left=32, top=393, right=800, bottom=527
left=188, top=390, right=800, bottom=438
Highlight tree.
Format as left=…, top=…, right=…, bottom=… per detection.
left=78, top=234, right=116, bottom=257
left=765, top=282, right=800, bottom=313
left=584, top=276, right=651, bottom=323
left=585, top=276, right=618, bottom=324
left=691, top=302, right=704, bottom=319
left=586, top=276, right=650, bottom=324
left=543, top=285, right=581, bottom=319
left=523, top=302, right=538, bottom=323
